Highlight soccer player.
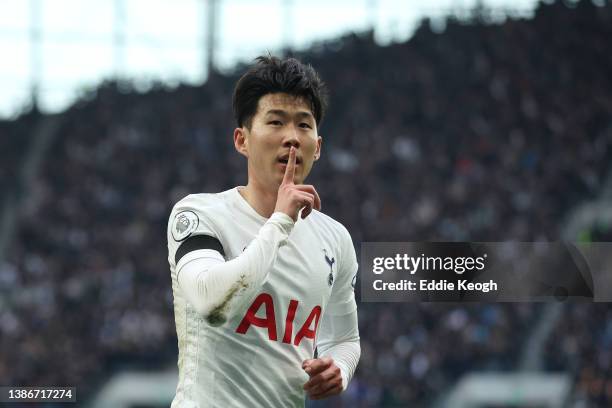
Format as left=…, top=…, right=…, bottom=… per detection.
left=167, top=56, right=360, bottom=407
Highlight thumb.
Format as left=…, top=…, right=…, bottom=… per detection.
left=302, top=359, right=315, bottom=371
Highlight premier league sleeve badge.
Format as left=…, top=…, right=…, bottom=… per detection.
left=171, top=210, right=200, bottom=242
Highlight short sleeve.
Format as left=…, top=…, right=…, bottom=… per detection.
left=167, top=195, right=222, bottom=270
left=325, top=226, right=358, bottom=316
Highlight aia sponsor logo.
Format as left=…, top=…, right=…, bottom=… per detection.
left=235, top=293, right=321, bottom=346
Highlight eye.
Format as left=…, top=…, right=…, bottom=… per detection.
left=268, top=120, right=282, bottom=126
left=299, top=123, right=312, bottom=129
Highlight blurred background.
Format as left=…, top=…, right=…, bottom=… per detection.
left=1, top=0, right=611, bottom=407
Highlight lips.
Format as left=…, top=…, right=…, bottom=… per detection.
left=277, top=154, right=302, bottom=165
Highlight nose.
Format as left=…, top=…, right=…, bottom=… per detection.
left=282, top=125, right=300, bottom=149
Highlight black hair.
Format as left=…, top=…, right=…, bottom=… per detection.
left=232, top=55, right=328, bottom=129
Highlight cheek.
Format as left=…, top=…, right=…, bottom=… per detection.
left=305, top=141, right=319, bottom=160
left=250, top=141, right=276, bottom=169
left=256, top=133, right=278, bottom=153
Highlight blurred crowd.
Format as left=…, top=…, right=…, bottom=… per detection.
left=1, top=1, right=611, bottom=406
left=0, top=110, right=38, bottom=195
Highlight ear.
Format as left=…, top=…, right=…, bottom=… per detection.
left=234, top=127, right=248, bottom=158
left=313, top=136, right=322, bottom=161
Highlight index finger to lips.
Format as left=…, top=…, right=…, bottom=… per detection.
left=282, top=146, right=296, bottom=185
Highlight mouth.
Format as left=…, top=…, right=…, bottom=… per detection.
left=277, top=154, right=303, bottom=165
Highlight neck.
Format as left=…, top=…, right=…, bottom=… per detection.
left=239, top=180, right=278, bottom=219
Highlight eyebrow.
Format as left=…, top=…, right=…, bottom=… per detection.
left=264, top=109, right=314, bottom=121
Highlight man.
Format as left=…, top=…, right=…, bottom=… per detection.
left=167, top=56, right=360, bottom=407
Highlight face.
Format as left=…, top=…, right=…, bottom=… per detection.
left=234, top=93, right=322, bottom=190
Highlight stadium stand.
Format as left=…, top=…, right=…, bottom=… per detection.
left=1, top=1, right=611, bottom=406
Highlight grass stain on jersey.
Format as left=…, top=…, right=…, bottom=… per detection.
left=206, top=274, right=249, bottom=327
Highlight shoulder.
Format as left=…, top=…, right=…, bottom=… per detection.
left=170, top=189, right=235, bottom=216
left=306, top=210, right=354, bottom=247
left=307, top=212, right=359, bottom=292
left=167, top=189, right=236, bottom=242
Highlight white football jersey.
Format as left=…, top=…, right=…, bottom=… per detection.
left=167, top=187, right=358, bottom=408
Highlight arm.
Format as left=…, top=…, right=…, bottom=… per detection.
left=303, top=227, right=360, bottom=399
left=176, top=146, right=321, bottom=326
left=176, top=212, right=294, bottom=326
left=316, top=309, right=361, bottom=390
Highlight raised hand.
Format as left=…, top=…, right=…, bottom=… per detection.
left=274, top=146, right=321, bottom=221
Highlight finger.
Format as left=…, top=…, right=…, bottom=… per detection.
left=294, top=185, right=321, bottom=211
left=302, top=359, right=315, bottom=370
left=303, top=368, right=336, bottom=391
left=296, top=192, right=314, bottom=219
left=308, top=379, right=341, bottom=398
left=282, top=146, right=297, bottom=185
left=301, top=204, right=312, bottom=219
left=303, top=357, right=332, bottom=376
left=309, top=383, right=343, bottom=400
left=312, top=188, right=321, bottom=211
